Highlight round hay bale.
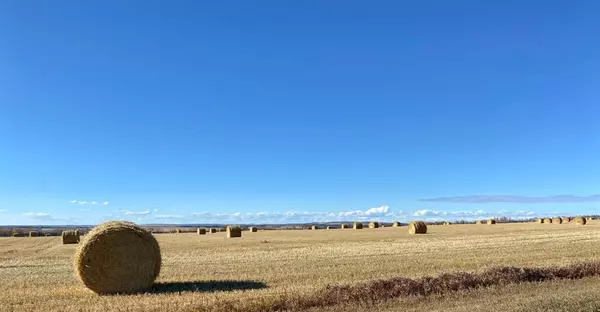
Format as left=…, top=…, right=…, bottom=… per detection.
left=326, top=226, right=332, bottom=230
left=574, top=217, right=587, bottom=225
left=197, top=228, right=206, bottom=235
left=552, top=217, right=562, bottom=224
left=443, top=222, right=451, bottom=225
left=62, top=230, right=80, bottom=244
left=476, top=220, right=483, bottom=225
left=408, top=221, right=427, bottom=234
left=392, top=221, right=400, bottom=227
left=209, top=228, right=217, bottom=234
left=12, top=232, right=25, bottom=237
left=536, top=218, right=543, bottom=224
left=487, top=219, right=496, bottom=225
left=543, top=218, right=552, bottom=224
left=74, top=221, right=161, bottom=294
left=353, top=222, right=363, bottom=230
left=249, top=227, right=258, bottom=233
left=562, top=217, right=571, bottom=223
left=340, top=224, right=349, bottom=229
left=226, top=225, right=242, bottom=238
left=175, top=229, right=181, bottom=234
left=29, top=231, right=39, bottom=237
left=368, top=221, right=380, bottom=229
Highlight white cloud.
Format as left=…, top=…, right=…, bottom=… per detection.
left=412, top=209, right=538, bottom=221
left=69, top=200, right=110, bottom=206
left=24, top=212, right=54, bottom=220
left=155, top=215, right=186, bottom=219
left=121, top=210, right=151, bottom=216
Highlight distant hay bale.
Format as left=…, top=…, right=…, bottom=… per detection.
left=341, top=224, right=349, bottom=229
left=552, top=217, right=562, bottom=224
left=197, top=228, right=206, bottom=235
left=476, top=220, right=483, bottom=225
left=536, top=218, right=543, bottom=224
left=487, top=219, right=496, bottom=225
left=175, top=229, right=181, bottom=234
left=74, top=221, right=161, bottom=294
left=587, top=217, right=594, bottom=221
left=29, top=231, right=39, bottom=237
left=408, top=221, right=427, bottom=234
left=543, top=218, right=552, bottom=224
left=353, top=222, right=363, bottom=230
left=249, top=227, right=258, bottom=232
left=392, top=221, right=400, bottom=227
left=444, top=222, right=451, bottom=225
left=326, top=226, right=332, bottom=230
left=562, top=217, right=571, bottom=223
left=574, top=217, right=587, bottom=225
left=209, top=228, right=217, bottom=234
left=311, top=225, right=318, bottom=230
left=12, top=232, right=25, bottom=237
left=62, top=230, right=80, bottom=244
left=368, top=221, right=380, bottom=229
left=226, top=225, right=242, bottom=238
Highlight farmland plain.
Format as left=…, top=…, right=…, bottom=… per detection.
left=1, top=221, right=599, bottom=311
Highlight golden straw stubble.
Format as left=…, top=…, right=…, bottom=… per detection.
left=74, top=221, right=161, bottom=294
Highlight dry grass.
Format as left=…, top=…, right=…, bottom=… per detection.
left=1, top=221, right=600, bottom=311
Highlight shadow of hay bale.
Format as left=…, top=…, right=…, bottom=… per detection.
left=149, top=280, right=268, bottom=294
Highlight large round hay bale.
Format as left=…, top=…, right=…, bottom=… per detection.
left=311, top=225, right=318, bottom=230
left=29, top=231, right=39, bottom=237
left=443, top=222, right=451, bottom=225
left=562, top=217, right=571, bottom=223
left=574, top=217, right=587, bottom=225
left=368, top=221, right=380, bottom=229
left=536, top=218, right=543, bottom=224
left=392, top=221, right=400, bottom=227
left=74, top=221, right=161, bottom=294
left=408, top=221, right=427, bottom=234
left=476, top=220, right=483, bottom=225
left=249, top=227, right=258, bottom=232
left=197, top=228, right=206, bottom=235
left=353, top=222, right=363, bottom=230
left=341, top=223, right=349, bottom=229
left=543, top=218, right=552, bottom=224
left=326, top=226, right=332, bottom=230
left=487, top=219, right=496, bottom=225
left=226, top=225, right=242, bottom=238
left=62, top=230, right=80, bottom=244
left=552, top=217, right=562, bottom=224
left=209, top=228, right=217, bottom=234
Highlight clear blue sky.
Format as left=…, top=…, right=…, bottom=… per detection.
left=1, top=1, right=599, bottom=225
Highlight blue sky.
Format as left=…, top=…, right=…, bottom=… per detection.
left=1, top=1, right=600, bottom=225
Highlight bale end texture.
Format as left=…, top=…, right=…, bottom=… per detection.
left=552, top=217, right=562, bottom=224
left=74, top=221, right=161, bottom=294
left=408, top=221, right=427, bottom=234
left=543, top=218, right=552, bottom=224
left=574, top=217, right=587, bottom=225
left=62, top=230, right=80, bottom=244
left=227, top=225, right=242, bottom=238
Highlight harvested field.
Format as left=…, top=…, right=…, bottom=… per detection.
left=1, top=221, right=600, bottom=311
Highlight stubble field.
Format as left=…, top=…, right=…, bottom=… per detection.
left=1, top=221, right=599, bottom=312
